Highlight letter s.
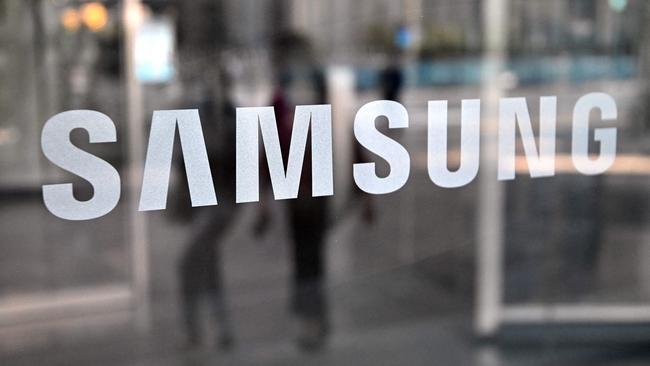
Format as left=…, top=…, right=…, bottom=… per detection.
left=353, top=100, right=410, bottom=194
left=41, top=110, right=121, bottom=220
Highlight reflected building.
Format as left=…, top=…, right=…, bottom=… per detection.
left=283, top=0, right=643, bottom=60
left=509, top=0, right=644, bottom=54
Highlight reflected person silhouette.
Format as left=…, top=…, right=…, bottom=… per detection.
left=267, top=31, right=331, bottom=351
left=380, top=52, right=404, bottom=102
left=172, top=75, right=238, bottom=350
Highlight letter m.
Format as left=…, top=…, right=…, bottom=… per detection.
left=236, top=105, right=333, bottom=202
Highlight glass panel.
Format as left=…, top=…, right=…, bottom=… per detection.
left=2, top=0, right=650, bottom=365
left=503, top=0, right=650, bottom=305
left=0, top=1, right=130, bottom=296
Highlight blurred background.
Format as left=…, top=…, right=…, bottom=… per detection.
left=3, top=0, right=650, bottom=364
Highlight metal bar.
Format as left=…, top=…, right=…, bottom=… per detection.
left=0, top=285, right=132, bottom=327
left=122, top=0, right=150, bottom=331
left=413, top=152, right=650, bottom=176
left=502, top=304, right=650, bottom=323
left=475, top=0, right=509, bottom=337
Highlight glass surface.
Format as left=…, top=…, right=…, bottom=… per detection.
left=2, top=0, right=650, bottom=365
left=0, top=1, right=129, bottom=295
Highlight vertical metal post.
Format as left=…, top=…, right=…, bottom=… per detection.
left=475, top=0, right=508, bottom=337
left=122, top=0, right=149, bottom=331
left=639, top=2, right=650, bottom=299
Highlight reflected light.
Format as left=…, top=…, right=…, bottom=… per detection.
left=609, top=0, right=628, bottom=12
left=124, top=1, right=148, bottom=29
left=81, top=2, right=108, bottom=32
left=60, top=7, right=80, bottom=32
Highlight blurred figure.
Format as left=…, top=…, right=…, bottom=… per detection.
left=171, top=67, right=238, bottom=350
left=379, top=52, right=404, bottom=102
left=269, top=31, right=330, bottom=351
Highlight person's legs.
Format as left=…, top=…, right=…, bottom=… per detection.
left=289, top=199, right=329, bottom=350
left=208, top=289, right=234, bottom=349
left=180, top=289, right=200, bottom=346
left=177, top=205, right=236, bottom=347
left=291, top=238, right=325, bottom=319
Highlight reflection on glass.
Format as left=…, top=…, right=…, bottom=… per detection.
left=2, top=0, right=650, bottom=365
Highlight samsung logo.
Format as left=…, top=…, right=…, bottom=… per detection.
left=41, top=93, right=617, bottom=220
